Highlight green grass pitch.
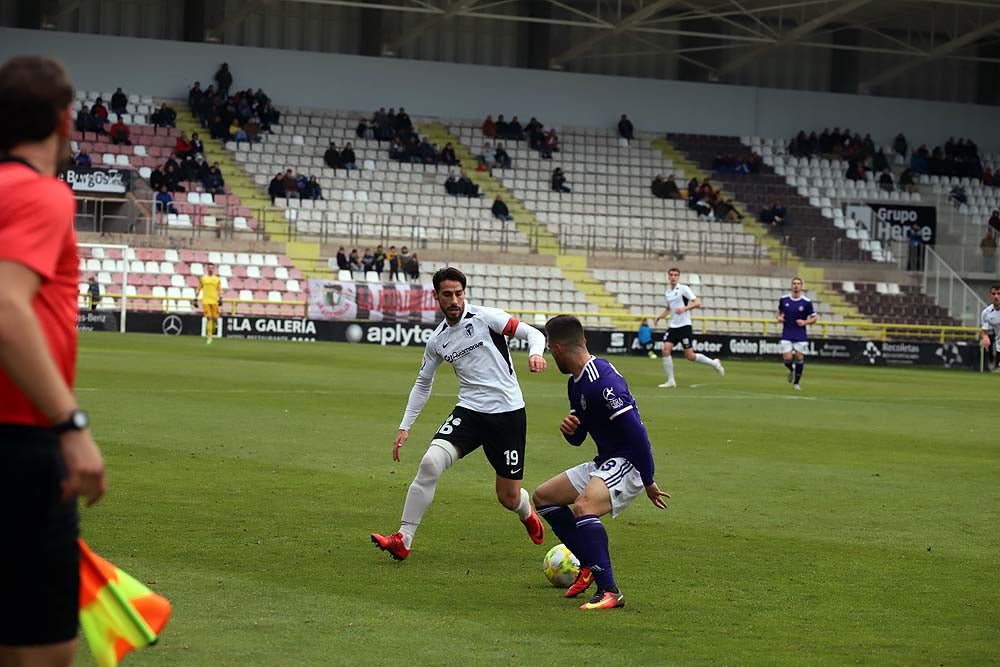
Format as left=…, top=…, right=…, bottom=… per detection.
left=73, top=333, right=998, bottom=666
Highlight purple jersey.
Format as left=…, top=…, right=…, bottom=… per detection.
left=778, top=294, right=815, bottom=342
left=564, top=357, right=656, bottom=486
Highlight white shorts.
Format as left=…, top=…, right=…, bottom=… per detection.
left=780, top=340, right=809, bottom=355
left=565, top=457, right=645, bottom=518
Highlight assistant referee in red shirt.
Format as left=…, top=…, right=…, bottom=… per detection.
left=0, top=56, right=107, bottom=666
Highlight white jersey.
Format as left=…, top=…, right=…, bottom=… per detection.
left=982, top=304, right=1000, bottom=337
left=664, top=283, right=697, bottom=328
left=399, top=303, right=543, bottom=429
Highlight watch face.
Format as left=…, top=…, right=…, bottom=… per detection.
left=72, top=411, right=89, bottom=429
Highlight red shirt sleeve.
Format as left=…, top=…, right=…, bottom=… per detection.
left=0, top=178, right=76, bottom=282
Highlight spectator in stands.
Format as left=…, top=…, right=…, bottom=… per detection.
left=551, top=168, right=571, bottom=193
left=163, top=163, right=184, bottom=193
left=229, top=118, right=248, bottom=143
left=74, top=103, right=99, bottom=136
left=74, top=149, right=92, bottom=167
left=494, top=143, right=512, bottom=169
left=878, top=170, right=894, bottom=193
left=527, top=118, right=544, bottom=150
left=188, top=81, right=203, bottom=108
left=492, top=195, right=513, bottom=222
left=618, top=114, right=634, bottom=142
left=349, top=249, right=363, bottom=272
left=189, top=132, right=204, bottom=157
left=110, top=87, right=127, bottom=115
left=389, top=137, right=406, bottom=162
left=540, top=129, right=559, bottom=159
left=417, top=137, right=438, bottom=165
left=444, top=172, right=460, bottom=195
left=387, top=246, right=400, bottom=281
left=906, top=222, right=924, bottom=271
left=405, top=253, right=420, bottom=281
left=910, top=146, right=929, bottom=174
left=324, top=141, right=341, bottom=169
left=845, top=159, right=865, bottom=182
left=988, top=210, right=1000, bottom=233
left=155, top=186, right=178, bottom=215
left=268, top=172, right=284, bottom=204
left=341, top=143, right=358, bottom=170
left=149, top=166, right=166, bottom=192
left=395, top=107, right=412, bottom=133
left=175, top=132, right=193, bottom=158
left=760, top=205, right=774, bottom=226
left=107, top=115, right=130, bottom=145
left=662, top=175, right=681, bottom=199
left=495, top=115, right=509, bottom=140
left=90, top=97, right=109, bottom=125
left=398, top=246, right=412, bottom=274
left=693, top=192, right=713, bottom=218
left=87, top=277, right=101, bottom=311
left=294, top=172, right=308, bottom=196
left=302, top=175, right=322, bottom=200
left=899, top=168, right=916, bottom=193
left=215, top=63, right=233, bottom=95
left=949, top=185, right=967, bottom=206
left=713, top=198, right=741, bottom=222
left=373, top=120, right=393, bottom=142
left=373, top=245, right=386, bottom=276
left=355, top=119, right=370, bottom=139
left=873, top=149, right=889, bottom=174
left=244, top=116, right=260, bottom=143
left=203, top=162, right=225, bottom=195
left=981, top=231, right=997, bottom=273
left=459, top=171, right=482, bottom=197
left=651, top=175, right=667, bottom=199
left=771, top=202, right=786, bottom=228
left=362, top=248, right=375, bottom=273
left=480, top=142, right=497, bottom=170
left=336, top=247, right=349, bottom=271
left=282, top=169, right=298, bottom=199
left=440, top=142, right=458, bottom=166
left=983, top=168, right=995, bottom=188
left=893, top=133, right=908, bottom=157
left=507, top=116, right=525, bottom=141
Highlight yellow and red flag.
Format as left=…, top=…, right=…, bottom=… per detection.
left=78, top=539, right=172, bottom=667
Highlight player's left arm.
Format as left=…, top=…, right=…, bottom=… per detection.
left=797, top=302, right=818, bottom=327
left=501, top=316, right=547, bottom=373
left=611, top=405, right=669, bottom=508
left=681, top=287, right=700, bottom=313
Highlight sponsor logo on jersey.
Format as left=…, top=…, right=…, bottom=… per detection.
left=443, top=340, right=484, bottom=363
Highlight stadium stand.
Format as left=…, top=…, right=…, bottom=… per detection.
left=834, top=281, right=960, bottom=326
left=76, top=246, right=303, bottom=316
left=230, top=110, right=527, bottom=248
left=71, top=89, right=261, bottom=233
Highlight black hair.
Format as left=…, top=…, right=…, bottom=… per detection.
left=433, top=267, right=467, bottom=291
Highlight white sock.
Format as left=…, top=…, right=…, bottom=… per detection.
left=662, top=355, right=674, bottom=381
left=513, top=487, right=532, bottom=520
left=399, top=441, right=455, bottom=548
left=694, top=353, right=716, bottom=366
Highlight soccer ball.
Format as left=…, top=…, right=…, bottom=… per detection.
left=542, top=544, right=580, bottom=588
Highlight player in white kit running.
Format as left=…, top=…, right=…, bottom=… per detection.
left=372, top=267, right=548, bottom=561
left=653, top=268, right=724, bottom=388
left=980, top=284, right=1000, bottom=371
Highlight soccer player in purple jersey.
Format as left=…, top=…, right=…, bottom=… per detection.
left=532, top=315, right=670, bottom=610
left=776, top=277, right=817, bottom=391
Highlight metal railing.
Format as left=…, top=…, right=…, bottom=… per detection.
left=922, top=246, right=985, bottom=327
left=74, top=195, right=267, bottom=240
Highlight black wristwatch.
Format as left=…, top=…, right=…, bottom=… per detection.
left=53, top=409, right=90, bottom=435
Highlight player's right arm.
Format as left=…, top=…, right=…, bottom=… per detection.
left=0, top=260, right=106, bottom=506
left=653, top=306, right=670, bottom=326
left=776, top=301, right=784, bottom=323
left=560, top=409, right=588, bottom=446
left=982, top=310, right=992, bottom=349
left=394, top=344, right=443, bottom=461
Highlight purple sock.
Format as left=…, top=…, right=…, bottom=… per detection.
left=574, top=514, right=617, bottom=592
left=794, top=360, right=804, bottom=383
left=537, top=504, right=583, bottom=561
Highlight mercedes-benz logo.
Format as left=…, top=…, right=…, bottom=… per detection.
left=162, top=314, right=183, bottom=335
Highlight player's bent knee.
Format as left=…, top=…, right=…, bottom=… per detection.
left=415, top=441, right=455, bottom=482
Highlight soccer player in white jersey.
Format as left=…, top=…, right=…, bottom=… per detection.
left=372, top=267, right=548, bottom=560
left=980, top=284, right=1000, bottom=371
left=653, top=267, right=724, bottom=387
left=777, top=277, right=817, bottom=390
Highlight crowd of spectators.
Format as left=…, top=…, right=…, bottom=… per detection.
left=684, top=178, right=742, bottom=222
left=334, top=244, right=420, bottom=281
left=146, top=130, right=216, bottom=197
left=788, top=127, right=987, bottom=183
left=268, top=169, right=323, bottom=202
left=188, top=65, right=279, bottom=143
left=323, top=141, right=358, bottom=170
left=711, top=151, right=761, bottom=175
left=356, top=106, right=413, bottom=143
left=481, top=114, right=557, bottom=160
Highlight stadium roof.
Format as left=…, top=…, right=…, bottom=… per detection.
left=258, top=0, right=1000, bottom=88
